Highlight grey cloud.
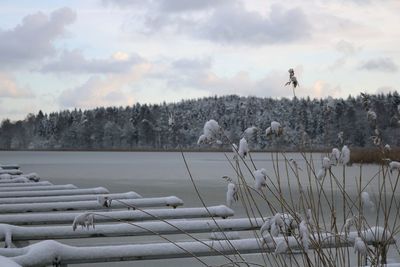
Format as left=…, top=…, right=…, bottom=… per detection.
left=160, top=58, right=290, bottom=97
left=328, top=40, right=360, bottom=70
left=102, top=0, right=228, bottom=12
left=58, top=62, right=150, bottom=108
left=196, top=4, right=311, bottom=44
left=101, top=0, right=146, bottom=7
left=59, top=77, right=99, bottom=108
left=172, top=58, right=212, bottom=71
left=41, top=50, right=142, bottom=74
left=359, top=57, right=398, bottom=72
left=59, top=76, right=133, bottom=108
left=157, top=0, right=229, bottom=13
left=0, top=7, right=76, bottom=68
left=335, top=40, right=358, bottom=56
left=112, top=0, right=311, bottom=45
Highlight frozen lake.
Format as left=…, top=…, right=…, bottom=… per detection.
left=0, top=151, right=398, bottom=266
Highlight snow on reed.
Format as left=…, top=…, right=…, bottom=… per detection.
left=340, top=145, right=351, bottom=165
left=226, top=183, right=238, bottom=208
left=254, top=168, right=267, bottom=192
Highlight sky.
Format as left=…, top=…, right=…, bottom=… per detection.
left=0, top=0, right=399, bottom=120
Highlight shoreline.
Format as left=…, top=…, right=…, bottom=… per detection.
left=1, top=147, right=399, bottom=164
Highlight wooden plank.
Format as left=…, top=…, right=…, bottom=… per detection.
left=0, top=165, right=20, bottom=170
left=0, top=218, right=263, bottom=241
left=0, top=181, right=52, bottom=187
left=0, top=196, right=184, bottom=213
left=0, top=192, right=141, bottom=204
left=0, top=178, right=33, bottom=184
left=0, top=184, right=77, bottom=192
left=0, top=227, right=393, bottom=266
left=0, top=205, right=234, bottom=225
left=0, top=187, right=109, bottom=198
left=0, top=170, right=23, bottom=175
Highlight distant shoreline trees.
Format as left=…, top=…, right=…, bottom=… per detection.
left=0, top=93, right=399, bottom=150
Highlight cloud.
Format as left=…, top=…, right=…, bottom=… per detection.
left=336, top=40, right=358, bottom=56
left=376, top=86, right=397, bottom=94
left=195, top=4, right=311, bottom=44
left=0, top=101, right=38, bottom=121
left=157, top=0, right=229, bottom=13
left=0, top=73, right=33, bottom=98
left=113, top=0, right=311, bottom=45
left=307, top=80, right=342, bottom=98
left=101, top=0, right=145, bottom=8
left=172, top=57, right=212, bottom=71
left=162, top=60, right=293, bottom=98
left=0, top=7, right=76, bottom=69
left=103, top=0, right=228, bottom=12
left=41, top=50, right=142, bottom=74
left=150, top=56, right=305, bottom=98
left=328, top=40, right=361, bottom=70
left=196, top=71, right=289, bottom=97
left=359, top=57, right=398, bottom=72
left=59, top=63, right=151, bottom=108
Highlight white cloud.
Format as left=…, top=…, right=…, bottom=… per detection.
left=156, top=57, right=297, bottom=98
left=306, top=80, right=342, bottom=98
left=0, top=72, right=33, bottom=98
left=59, top=63, right=151, bottom=108
left=41, top=50, right=142, bottom=74
left=376, top=86, right=397, bottom=94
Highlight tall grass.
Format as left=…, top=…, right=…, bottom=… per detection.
left=192, top=145, right=399, bottom=266
left=178, top=112, right=400, bottom=266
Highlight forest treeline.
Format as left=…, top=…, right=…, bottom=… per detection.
left=0, top=93, right=399, bottom=150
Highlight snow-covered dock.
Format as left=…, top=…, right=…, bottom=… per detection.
left=0, top=165, right=397, bottom=266
left=0, top=227, right=394, bottom=267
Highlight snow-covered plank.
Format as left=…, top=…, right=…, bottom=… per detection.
left=0, top=205, right=234, bottom=225
left=0, top=227, right=393, bottom=266
left=0, top=192, right=141, bottom=204
left=0, top=170, right=22, bottom=175
left=0, top=218, right=262, bottom=242
left=0, top=165, right=20, bottom=170
left=0, top=255, right=20, bottom=267
left=0, top=178, right=32, bottom=184
left=0, top=196, right=184, bottom=213
left=0, top=187, right=109, bottom=198
left=0, top=181, right=52, bottom=187
left=0, top=184, right=77, bottom=192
